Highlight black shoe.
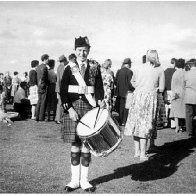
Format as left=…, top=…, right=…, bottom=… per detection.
left=84, top=186, right=96, bottom=193
left=64, top=186, right=76, bottom=192
left=147, top=145, right=160, bottom=153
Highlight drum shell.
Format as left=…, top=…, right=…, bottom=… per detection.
left=78, top=113, right=122, bottom=157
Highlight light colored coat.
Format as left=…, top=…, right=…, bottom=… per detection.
left=184, top=68, right=196, bottom=104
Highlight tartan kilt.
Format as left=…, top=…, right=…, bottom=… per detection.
left=61, top=99, right=92, bottom=143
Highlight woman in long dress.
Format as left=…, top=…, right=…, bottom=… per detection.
left=170, top=58, right=185, bottom=133
left=125, top=50, right=164, bottom=161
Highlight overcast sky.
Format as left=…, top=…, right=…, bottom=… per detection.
left=1, top=1, right=196, bottom=75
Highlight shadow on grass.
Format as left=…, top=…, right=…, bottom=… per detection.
left=91, top=137, right=196, bottom=185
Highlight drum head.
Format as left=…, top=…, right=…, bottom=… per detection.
left=77, top=107, right=108, bottom=137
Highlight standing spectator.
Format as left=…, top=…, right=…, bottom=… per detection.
left=0, top=85, right=6, bottom=113
left=125, top=50, right=163, bottom=161
left=115, top=58, right=134, bottom=126
left=0, top=73, right=5, bottom=111
left=13, top=82, right=31, bottom=120
left=11, top=71, right=20, bottom=103
left=149, top=62, right=166, bottom=151
left=28, top=60, right=39, bottom=120
left=68, top=53, right=77, bottom=64
left=185, top=61, right=191, bottom=71
left=155, top=64, right=167, bottom=129
left=21, top=72, right=29, bottom=97
left=184, top=59, right=196, bottom=137
left=114, top=66, right=123, bottom=114
left=107, top=60, right=115, bottom=111
left=46, top=59, right=57, bottom=121
left=55, top=55, right=68, bottom=124
left=101, top=59, right=114, bottom=112
left=3, top=71, right=12, bottom=105
left=164, top=58, right=176, bottom=128
left=36, top=54, right=49, bottom=122
left=170, top=58, right=186, bottom=133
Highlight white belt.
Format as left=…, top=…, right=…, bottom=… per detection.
left=68, top=85, right=95, bottom=94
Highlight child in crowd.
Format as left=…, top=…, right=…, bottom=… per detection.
left=0, top=86, right=17, bottom=126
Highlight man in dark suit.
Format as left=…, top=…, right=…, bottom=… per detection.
left=36, top=54, right=49, bottom=121
left=115, top=58, right=134, bottom=126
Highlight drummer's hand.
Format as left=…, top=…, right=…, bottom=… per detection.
left=68, top=107, right=79, bottom=121
left=98, top=100, right=106, bottom=108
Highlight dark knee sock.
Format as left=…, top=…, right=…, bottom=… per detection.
left=81, top=152, right=91, bottom=167
left=71, top=152, right=81, bottom=166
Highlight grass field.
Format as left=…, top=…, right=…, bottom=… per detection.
left=0, top=111, right=196, bottom=193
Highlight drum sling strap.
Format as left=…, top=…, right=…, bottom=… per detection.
left=71, top=65, right=96, bottom=107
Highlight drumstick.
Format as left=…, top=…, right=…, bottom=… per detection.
left=77, top=119, right=91, bottom=129
left=93, top=106, right=101, bottom=128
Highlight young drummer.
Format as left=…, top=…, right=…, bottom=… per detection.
left=60, top=36, right=104, bottom=192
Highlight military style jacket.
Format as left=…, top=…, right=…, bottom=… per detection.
left=60, top=59, right=104, bottom=112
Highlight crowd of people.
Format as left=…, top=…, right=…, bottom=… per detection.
left=0, top=36, right=196, bottom=192
left=0, top=46, right=195, bottom=136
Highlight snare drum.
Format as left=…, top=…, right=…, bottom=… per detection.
left=76, top=107, right=122, bottom=157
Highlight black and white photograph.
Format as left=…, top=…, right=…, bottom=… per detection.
left=0, top=1, right=196, bottom=194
